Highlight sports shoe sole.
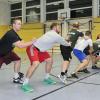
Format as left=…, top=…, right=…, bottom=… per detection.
left=57, top=75, right=67, bottom=85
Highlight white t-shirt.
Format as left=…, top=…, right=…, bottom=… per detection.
left=74, top=37, right=93, bottom=51
left=33, top=30, right=70, bottom=52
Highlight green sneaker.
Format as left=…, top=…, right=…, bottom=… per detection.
left=43, top=77, right=56, bottom=85
left=21, top=84, right=33, bottom=93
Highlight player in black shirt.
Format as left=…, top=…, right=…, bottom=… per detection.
left=0, top=18, right=33, bottom=84
left=58, top=22, right=82, bottom=82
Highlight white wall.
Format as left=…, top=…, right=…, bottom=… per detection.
left=0, top=1, right=10, bottom=25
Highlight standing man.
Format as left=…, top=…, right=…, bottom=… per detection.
left=69, top=22, right=81, bottom=49
left=21, top=23, right=71, bottom=92
left=72, top=31, right=93, bottom=78
left=58, top=22, right=81, bottom=82
left=0, top=18, right=33, bottom=84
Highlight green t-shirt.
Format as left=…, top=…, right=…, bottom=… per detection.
left=69, top=29, right=80, bottom=49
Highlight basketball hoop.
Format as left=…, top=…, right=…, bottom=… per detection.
left=58, top=8, right=70, bottom=20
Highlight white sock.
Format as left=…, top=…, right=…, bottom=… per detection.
left=45, top=73, right=50, bottom=79
left=72, top=72, right=75, bottom=75
left=23, top=78, right=29, bottom=85
left=14, top=73, right=19, bottom=79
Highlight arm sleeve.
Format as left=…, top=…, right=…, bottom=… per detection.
left=56, top=34, right=71, bottom=46
left=10, top=34, right=22, bottom=44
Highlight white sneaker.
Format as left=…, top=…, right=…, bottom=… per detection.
left=65, top=73, right=68, bottom=78
left=57, top=75, right=67, bottom=84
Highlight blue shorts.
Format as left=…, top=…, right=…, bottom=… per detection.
left=73, top=49, right=87, bottom=62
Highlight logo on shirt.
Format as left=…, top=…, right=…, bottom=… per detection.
left=69, top=32, right=76, bottom=35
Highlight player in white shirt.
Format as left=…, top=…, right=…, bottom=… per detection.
left=71, top=31, right=93, bottom=78
left=21, top=23, right=71, bottom=92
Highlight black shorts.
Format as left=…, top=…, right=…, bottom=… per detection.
left=0, top=51, right=21, bottom=68
left=83, top=49, right=90, bottom=56
left=60, top=45, right=72, bottom=61
left=83, top=46, right=90, bottom=56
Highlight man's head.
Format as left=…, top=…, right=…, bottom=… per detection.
left=50, top=23, right=61, bottom=33
left=12, top=18, right=22, bottom=32
left=72, top=22, right=80, bottom=29
left=97, top=34, right=100, bottom=39
left=85, top=31, right=92, bottom=40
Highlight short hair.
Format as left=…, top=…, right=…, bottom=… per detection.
left=50, top=23, right=60, bottom=30
left=72, top=22, right=80, bottom=28
left=12, top=17, right=21, bottom=24
left=85, top=31, right=91, bottom=36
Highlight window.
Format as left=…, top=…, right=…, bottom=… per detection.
left=26, top=7, right=40, bottom=15
left=46, top=12, right=57, bottom=20
left=11, top=10, right=22, bottom=17
left=46, top=0, right=63, bottom=3
left=26, top=7, right=40, bottom=22
left=46, top=3, right=64, bottom=12
left=69, top=0, right=92, bottom=9
left=46, top=0, right=64, bottom=20
left=26, top=0, right=40, bottom=7
left=11, top=2, right=22, bottom=23
left=99, top=0, right=100, bottom=15
left=11, top=3, right=22, bottom=10
left=26, top=0, right=40, bottom=22
left=71, top=8, right=92, bottom=18
left=99, top=7, right=100, bottom=16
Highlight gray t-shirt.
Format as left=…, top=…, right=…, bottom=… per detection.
left=33, top=30, right=70, bottom=52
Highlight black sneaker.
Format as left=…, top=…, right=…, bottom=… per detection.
left=83, top=69, right=90, bottom=73
left=13, top=77, right=23, bottom=84
left=71, top=73, right=79, bottom=79
left=78, top=69, right=90, bottom=73
left=92, top=65, right=100, bottom=69
left=18, top=72, right=24, bottom=79
left=78, top=70, right=84, bottom=73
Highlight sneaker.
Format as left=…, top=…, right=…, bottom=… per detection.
left=78, top=69, right=90, bottom=73
left=21, top=84, right=33, bottom=92
left=78, top=70, right=84, bottom=73
left=13, top=77, right=23, bottom=84
left=57, top=75, right=67, bottom=84
left=18, top=72, right=24, bottom=79
left=43, top=77, right=56, bottom=85
left=92, top=65, right=100, bottom=69
left=83, top=69, right=90, bottom=73
left=71, top=73, right=79, bottom=79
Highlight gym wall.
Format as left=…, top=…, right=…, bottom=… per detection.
left=92, top=17, right=100, bottom=41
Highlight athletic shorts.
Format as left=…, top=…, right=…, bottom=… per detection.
left=83, top=46, right=90, bottom=56
left=0, top=52, right=20, bottom=68
left=26, top=46, right=50, bottom=65
left=73, top=49, right=87, bottom=62
left=60, top=45, right=72, bottom=61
